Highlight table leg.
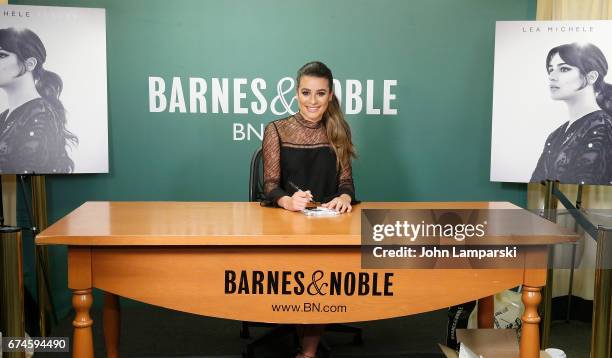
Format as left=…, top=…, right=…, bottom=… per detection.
left=520, top=285, right=541, bottom=358
left=72, top=288, right=93, bottom=358
left=477, top=296, right=494, bottom=328
left=103, top=292, right=120, bottom=358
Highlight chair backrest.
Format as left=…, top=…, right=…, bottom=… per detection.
left=249, top=147, right=265, bottom=202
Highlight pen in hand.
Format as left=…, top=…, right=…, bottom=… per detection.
left=287, top=181, right=314, bottom=203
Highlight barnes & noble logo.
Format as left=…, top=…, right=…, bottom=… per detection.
left=148, top=76, right=398, bottom=141
left=224, top=270, right=394, bottom=296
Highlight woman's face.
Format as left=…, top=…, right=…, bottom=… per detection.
left=547, top=53, right=586, bottom=101
left=297, top=75, right=333, bottom=122
left=0, top=48, right=21, bottom=88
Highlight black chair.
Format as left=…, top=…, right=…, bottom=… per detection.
left=248, top=147, right=265, bottom=202
left=241, top=147, right=363, bottom=358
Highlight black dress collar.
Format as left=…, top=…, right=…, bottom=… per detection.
left=294, top=111, right=323, bottom=129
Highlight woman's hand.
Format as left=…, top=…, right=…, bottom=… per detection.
left=278, top=190, right=313, bottom=211
left=322, top=194, right=352, bottom=213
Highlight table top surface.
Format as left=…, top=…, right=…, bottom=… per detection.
left=35, top=201, right=578, bottom=246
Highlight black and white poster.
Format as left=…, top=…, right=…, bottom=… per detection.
left=0, top=5, right=107, bottom=174
left=490, top=21, right=612, bottom=185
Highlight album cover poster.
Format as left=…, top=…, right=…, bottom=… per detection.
left=490, top=21, right=612, bottom=185
left=0, top=5, right=107, bottom=174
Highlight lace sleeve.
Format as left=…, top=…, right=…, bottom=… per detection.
left=262, top=121, right=288, bottom=204
left=337, top=161, right=355, bottom=201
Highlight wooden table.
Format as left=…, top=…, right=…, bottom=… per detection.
left=36, top=201, right=578, bottom=358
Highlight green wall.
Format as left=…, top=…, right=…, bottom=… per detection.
left=12, top=0, right=536, bottom=318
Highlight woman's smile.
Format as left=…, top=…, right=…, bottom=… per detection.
left=297, top=75, right=333, bottom=123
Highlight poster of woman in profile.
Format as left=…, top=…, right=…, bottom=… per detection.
left=0, top=5, right=107, bottom=174
left=490, top=21, right=612, bottom=185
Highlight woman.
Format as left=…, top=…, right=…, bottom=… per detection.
left=0, top=27, right=76, bottom=174
left=531, top=42, right=612, bottom=184
left=262, top=61, right=357, bottom=357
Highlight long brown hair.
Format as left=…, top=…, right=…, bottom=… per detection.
left=296, top=61, right=356, bottom=170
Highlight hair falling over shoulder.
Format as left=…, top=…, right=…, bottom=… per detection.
left=324, top=93, right=356, bottom=171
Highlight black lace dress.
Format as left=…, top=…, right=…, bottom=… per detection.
left=262, top=112, right=355, bottom=205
